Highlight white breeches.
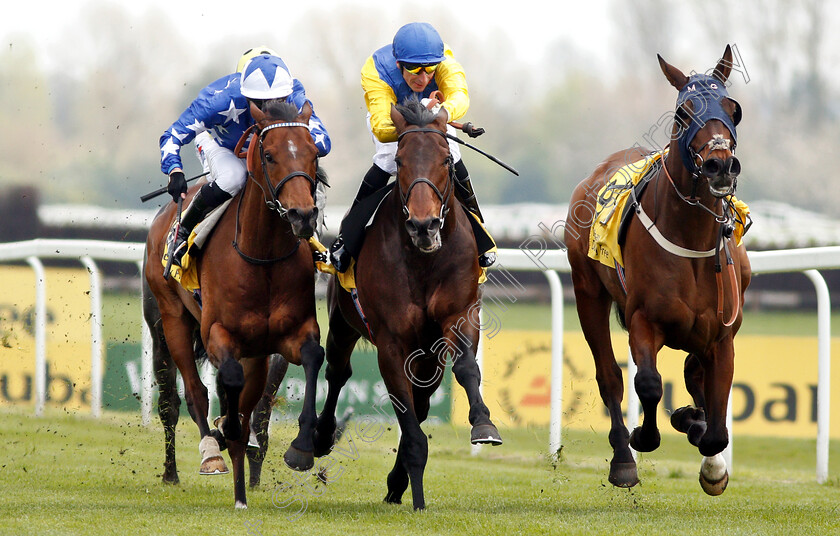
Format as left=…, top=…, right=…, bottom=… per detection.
left=194, top=132, right=247, bottom=196
left=367, top=113, right=462, bottom=175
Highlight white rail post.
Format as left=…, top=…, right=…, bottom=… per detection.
left=804, top=269, right=831, bottom=484
left=26, top=256, right=47, bottom=417
left=137, top=260, right=154, bottom=426
left=626, top=348, right=638, bottom=460
left=471, top=305, right=486, bottom=456
left=80, top=256, right=103, bottom=418
left=545, top=270, right=564, bottom=458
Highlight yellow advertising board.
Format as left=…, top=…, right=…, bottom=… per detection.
left=0, top=266, right=94, bottom=410
left=452, top=330, right=840, bottom=439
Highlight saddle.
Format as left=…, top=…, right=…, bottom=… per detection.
left=588, top=152, right=663, bottom=269
left=162, top=199, right=233, bottom=290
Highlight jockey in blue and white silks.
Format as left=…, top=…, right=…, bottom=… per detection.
left=159, top=48, right=331, bottom=267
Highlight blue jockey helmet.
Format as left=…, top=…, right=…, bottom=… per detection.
left=240, top=54, right=293, bottom=100
left=392, top=22, right=445, bottom=64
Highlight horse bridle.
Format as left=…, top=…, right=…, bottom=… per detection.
left=230, top=120, right=321, bottom=265
left=248, top=121, right=320, bottom=219
left=395, top=127, right=456, bottom=223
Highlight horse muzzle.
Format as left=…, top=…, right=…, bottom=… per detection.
left=702, top=156, right=741, bottom=197
left=405, top=216, right=443, bottom=253
left=285, top=207, right=318, bottom=239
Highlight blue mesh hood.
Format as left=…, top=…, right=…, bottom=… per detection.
left=676, top=74, right=740, bottom=172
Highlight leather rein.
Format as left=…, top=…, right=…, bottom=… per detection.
left=641, top=149, right=742, bottom=327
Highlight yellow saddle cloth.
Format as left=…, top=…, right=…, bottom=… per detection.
left=162, top=231, right=201, bottom=291
left=587, top=151, right=750, bottom=269
left=309, top=210, right=491, bottom=291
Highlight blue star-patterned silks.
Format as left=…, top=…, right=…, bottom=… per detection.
left=159, top=70, right=331, bottom=175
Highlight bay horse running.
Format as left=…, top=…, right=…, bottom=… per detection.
left=565, top=45, right=750, bottom=495
left=312, top=100, right=502, bottom=510
left=143, top=100, right=325, bottom=508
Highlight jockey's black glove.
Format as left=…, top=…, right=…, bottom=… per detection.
left=167, top=171, right=187, bottom=203
left=461, top=122, right=485, bottom=138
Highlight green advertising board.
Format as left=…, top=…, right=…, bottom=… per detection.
left=102, top=343, right=452, bottom=424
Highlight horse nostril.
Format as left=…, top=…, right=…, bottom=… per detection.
left=701, top=158, right=724, bottom=179
left=726, top=157, right=741, bottom=177
left=405, top=219, right=419, bottom=236
left=428, top=218, right=442, bottom=233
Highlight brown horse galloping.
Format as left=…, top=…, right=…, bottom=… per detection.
left=313, top=100, right=502, bottom=510
left=144, top=100, right=324, bottom=508
left=565, top=46, right=750, bottom=495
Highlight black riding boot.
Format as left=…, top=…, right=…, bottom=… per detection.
left=453, top=160, right=496, bottom=267
left=170, top=182, right=231, bottom=267
left=330, top=164, right=392, bottom=272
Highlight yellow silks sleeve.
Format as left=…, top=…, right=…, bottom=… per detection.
left=361, top=45, right=469, bottom=143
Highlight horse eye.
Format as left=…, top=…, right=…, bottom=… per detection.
left=264, top=153, right=275, bottom=163
left=395, top=157, right=402, bottom=168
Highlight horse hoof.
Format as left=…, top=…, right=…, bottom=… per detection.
left=629, top=427, right=660, bottom=453
left=313, top=427, right=336, bottom=458
left=284, top=446, right=314, bottom=472
left=470, top=423, right=503, bottom=445
left=199, top=456, right=230, bottom=475
left=235, top=501, right=248, bottom=510
left=608, top=461, right=639, bottom=488
left=699, top=455, right=729, bottom=496
left=383, top=493, right=402, bottom=505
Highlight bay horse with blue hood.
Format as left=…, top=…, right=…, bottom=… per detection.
left=565, top=45, right=751, bottom=495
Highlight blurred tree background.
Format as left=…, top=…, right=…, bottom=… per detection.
left=1, top=0, right=838, bottom=216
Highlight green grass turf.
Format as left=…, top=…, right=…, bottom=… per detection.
left=1, top=407, right=838, bottom=536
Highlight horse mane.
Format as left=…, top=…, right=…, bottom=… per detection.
left=262, top=99, right=300, bottom=121
left=395, top=98, right=438, bottom=127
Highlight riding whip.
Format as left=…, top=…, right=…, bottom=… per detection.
left=162, top=195, right=183, bottom=280
left=140, top=171, right=210, bottom=203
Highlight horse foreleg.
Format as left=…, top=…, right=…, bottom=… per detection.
left=284, top=335, right=324, bottom=472
left=314, top=315, right=358, bottom=457
left=443, top=323, right=502, bottom=445
left=226, top=356, right=268, bottom=508
left=692, top=338, right=734, bottom=496
left=627, top=312, right=664, bottom=453
left=248, top=354, right=289, bottom=487
left=379, top=339, right=427, bottom=510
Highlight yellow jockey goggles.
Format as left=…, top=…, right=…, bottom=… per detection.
left=401, top=62, right=439, bottom=75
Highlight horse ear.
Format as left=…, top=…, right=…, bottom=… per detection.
left=712, top=44, right=733, bottom=84
left=658, top=54, right=689, bottom=91
left=391, top=104, right=407, bottom=133
left=434, top=105, right=449, bottom=128
left=249, top=101, right=264, bottom=122
left=298, top=100, right=313, bottom=124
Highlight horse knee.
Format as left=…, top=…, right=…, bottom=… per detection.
left=219, top=359, right=245, bottom=390
left=301, top=339, right=325, bottom=370
left=634, top=368, right=662, bottom=405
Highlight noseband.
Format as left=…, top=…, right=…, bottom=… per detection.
left=396, top=127, right=455, bottom=223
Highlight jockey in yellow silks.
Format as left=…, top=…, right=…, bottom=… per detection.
left=328, top=22, right=496, bottom=272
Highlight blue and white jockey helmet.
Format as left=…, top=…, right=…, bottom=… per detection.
left=240, top=54, right=294, bottom=99
left=392, top=22, right=446, bottom=64
left=236, top=45, right=278, bottom=73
